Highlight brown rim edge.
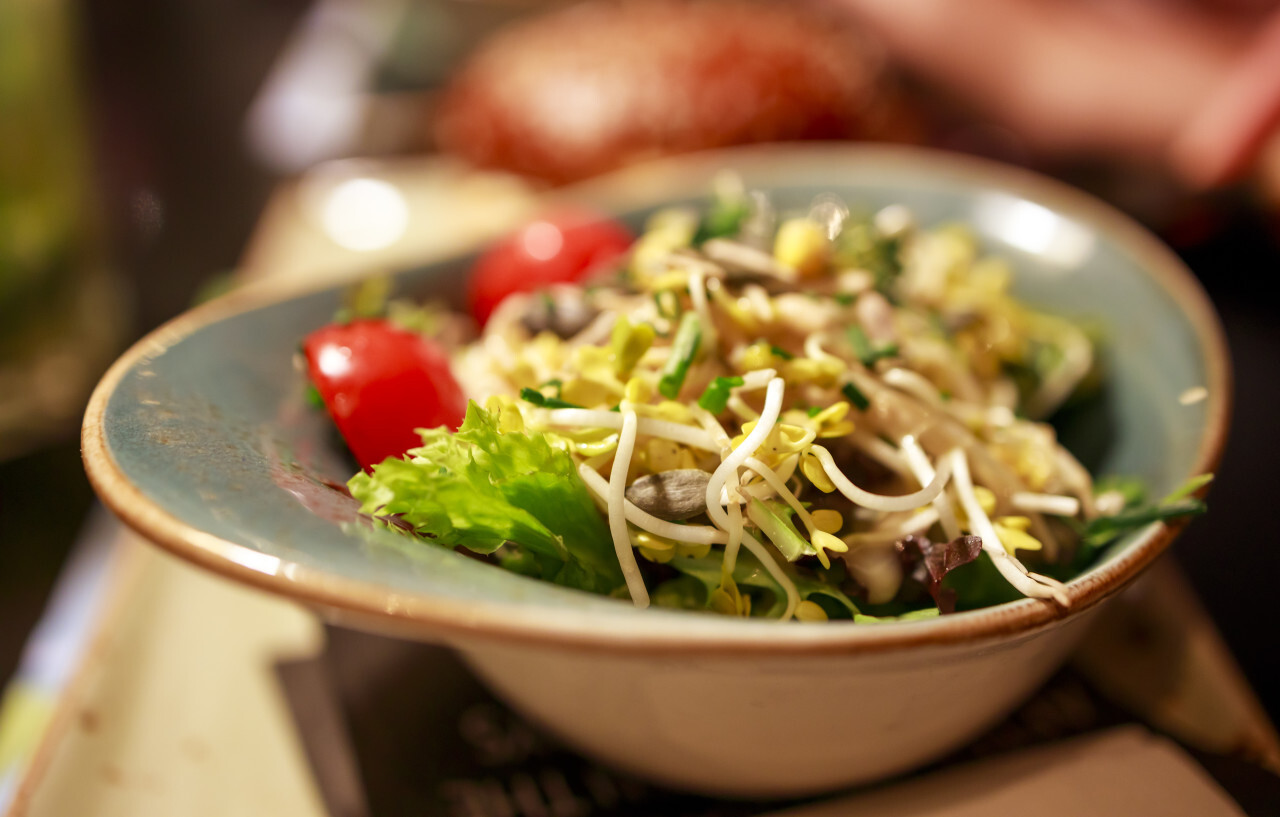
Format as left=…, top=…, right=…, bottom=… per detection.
left=82, top=144, right=1231, bottom=658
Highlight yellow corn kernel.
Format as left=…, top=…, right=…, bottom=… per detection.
left=774, top=218, right=831, bottom=279
left=531, top=332, right=565, bottom=371
left=571, top=346, right=623, bottom=391
left=624, top=376, right=653, bottom=405
left=611, top=319, right=656, bottom=378
left=505, top=360, right=540, bottom=390
left=562, top=377, right=616, bottom=408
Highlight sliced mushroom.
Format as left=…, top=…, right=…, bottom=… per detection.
left=520, top=286, right=600, bottom=338
left=625, top=469, right=713, bottom=521
left=701, top=238, right=796, bottom=282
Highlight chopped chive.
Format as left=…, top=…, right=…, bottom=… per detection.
left=806, top=406, right=823, bottom=417
left=846, top=325, right=898, bottom=366
left=833, top=293, right=856, bottom=306
left=698, top=375, right=745, bottom=413
left=520, top=387, right=583, bottom=409
left=769, top=344, right=795, bottom=360
left=1161, top=473, right=1214, bottom=504
left=1081, top=499, right=1207, bottom=547
left=846, top=325, right=872, bottom=360
left=841, top=382, right=870, bottom=411
left=658, top=313, right=703, bottom=399
left=692, top=197, right=750, bottom=245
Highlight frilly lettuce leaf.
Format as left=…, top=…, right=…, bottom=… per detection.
left=348, top=401, right=623, bottom=595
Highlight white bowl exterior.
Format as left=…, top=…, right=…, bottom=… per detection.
left=459, top=606, right=1099, bottom=797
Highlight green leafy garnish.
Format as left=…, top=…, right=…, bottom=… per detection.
left=348, top=402, right=623, bottom=594
left=658, top=312, right=703, bottom=399
left=519, top=387, right=583, bottom=410
left=1071, top=474, right=1213, bottom=558
left=841, top=382, right=870, bottom=411
left=769, top=344, right=795, bottom=360
left=697, top=375, right=744, bottom=413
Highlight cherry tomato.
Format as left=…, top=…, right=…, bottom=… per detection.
left=303, top=319, right=467, bottom=470
left=468, top=210, right=632, bottom=324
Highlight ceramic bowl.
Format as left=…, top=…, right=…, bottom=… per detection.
left=83, top=145, right=1229, bottom=797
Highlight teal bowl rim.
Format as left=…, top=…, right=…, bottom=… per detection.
left=82, top=144, right=1231, bottom=655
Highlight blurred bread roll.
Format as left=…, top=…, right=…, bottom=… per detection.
left=435, top=0, right=918, bottom=184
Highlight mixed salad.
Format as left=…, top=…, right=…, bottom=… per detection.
left=301, top=180, right=1208, bottom=621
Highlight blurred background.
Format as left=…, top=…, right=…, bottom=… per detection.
left=3, top=0, right=1280, bottom=754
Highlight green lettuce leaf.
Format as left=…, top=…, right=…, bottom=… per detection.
left=348, top=402, right=623, bottom=594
